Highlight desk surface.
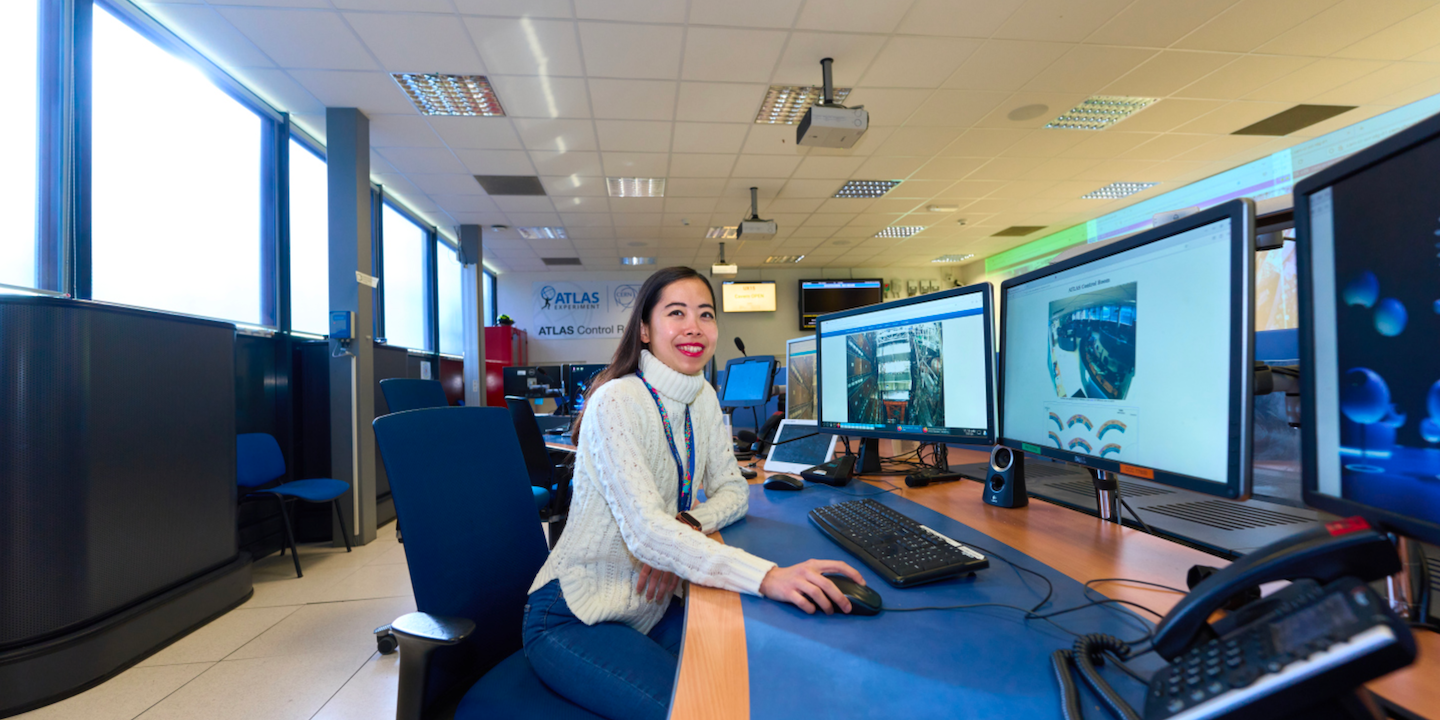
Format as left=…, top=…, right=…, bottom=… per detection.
left=667, top=446, right=1440, bottom=720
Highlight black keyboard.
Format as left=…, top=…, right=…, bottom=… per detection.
left=808, top=499, right=989, bottom=587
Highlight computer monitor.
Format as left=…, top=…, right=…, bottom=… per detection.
left=1296, top=110, right=1440, bottom=546
left=815, top=282, right=994, bottom=445
left=786, top=336, right=817, bottom=421
left=800, top=279, right=883, bottom=331
left=721, top=281, right=777, bottom=312
left=563, top=363, right=607, bottom=412
left=999, top=198, right=1256, bottom=499
left=719, top=355, right=776, bottom=409
left=503, top=365, right=562, bottom=398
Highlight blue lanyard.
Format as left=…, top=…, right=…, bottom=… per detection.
left=636, top=370, right=695, bottom=513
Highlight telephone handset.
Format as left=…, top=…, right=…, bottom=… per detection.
left=1150, top=517, right=1401, bottom=660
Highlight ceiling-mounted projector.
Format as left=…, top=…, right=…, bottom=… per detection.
left=797, top=58, right=868, bottom=149
left=736, top=187, right=776, bottom=240
left=711, top=242, right=738, bottom=276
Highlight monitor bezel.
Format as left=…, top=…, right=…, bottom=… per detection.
left=997, top=198, right=1255, bottom=500
left=813, top=281, right=996, bottom=446
left=563, top=363, right=608, bottom=399
left=784, top=334, right=818, bottom=421
left=799, top=278, right=884, bottom=331
left=1294, top=109, right=1440, bottom=546
left=720, top=280, right=778, bottom=313
left=718, top=355, right=777, bottom=409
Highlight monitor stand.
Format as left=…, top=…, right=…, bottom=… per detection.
left=1090, top=468, right=1121, bottom=524
left=1388, top=537, right=1431, bottom=622
left=854, top=437, right=883, bottom=474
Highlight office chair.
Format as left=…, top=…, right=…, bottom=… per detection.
left=236, top=433, right=351, bottom=578
left=382, top=378, right=550, bottom=516
left=372, top=407, right=602, bottom=720
left=505, top=397, right=574, bottom=548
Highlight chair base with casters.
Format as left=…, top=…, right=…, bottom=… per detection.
left=236, top=434, right=354, bottom=579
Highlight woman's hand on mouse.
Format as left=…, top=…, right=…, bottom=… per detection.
left=758, top=560, right=864, bottom=615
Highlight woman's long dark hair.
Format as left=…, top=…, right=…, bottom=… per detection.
left=571, top=266, right=715, bottom=440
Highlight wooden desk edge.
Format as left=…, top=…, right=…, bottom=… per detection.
left=672, top=533, right=750, bottom=720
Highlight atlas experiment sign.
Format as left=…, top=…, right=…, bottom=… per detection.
left=530, top=282, right=641, bottom=339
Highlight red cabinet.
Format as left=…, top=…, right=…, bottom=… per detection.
left=484, top=326, right=526, bottom=407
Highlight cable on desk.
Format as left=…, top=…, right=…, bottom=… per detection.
left=1052, top=649, right=1085, bottom=720
left=1069, top=634, right=1143, bottom=720
left=1084, top=577, right=1187, bottom=595
left=1118, top=497, right=1155, bottom=536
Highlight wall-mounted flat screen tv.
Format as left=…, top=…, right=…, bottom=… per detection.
left=799, top=279, right=883, bottom=330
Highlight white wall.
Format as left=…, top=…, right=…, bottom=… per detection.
left=494, top=265, right=953, bottom=368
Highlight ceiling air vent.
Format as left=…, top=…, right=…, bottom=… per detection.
left=475, top=176, right=547, bottom=196
left=1233, top=105, right=1356, bottom=136
left=541, top=257, right=582, bottom=266
left=991, top=226, right=1047, bottom=237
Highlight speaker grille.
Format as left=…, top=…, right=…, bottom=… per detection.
left=1049, top=479, right=1174, bottom=498
left=1142, top=501, right=1313, bottom=531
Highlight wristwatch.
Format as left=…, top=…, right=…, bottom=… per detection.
left=678, top=512, right=702, bottom=531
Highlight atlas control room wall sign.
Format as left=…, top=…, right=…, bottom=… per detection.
left=530, top=281, right=642, bottom=339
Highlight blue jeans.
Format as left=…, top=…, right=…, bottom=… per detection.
left=523, top=580, right=686, bottom=720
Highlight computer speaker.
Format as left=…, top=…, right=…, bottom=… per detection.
left=984, top=445, right=1028, bottom=508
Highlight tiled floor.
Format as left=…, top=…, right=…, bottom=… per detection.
left=20, top=523, right=411, bottom=720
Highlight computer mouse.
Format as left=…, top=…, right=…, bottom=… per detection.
left=763, top=473, right=804, bottom=491
left=823, top=574, right=882, bottom=616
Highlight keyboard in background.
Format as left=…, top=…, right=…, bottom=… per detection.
left=809, top=499, right=989, bottom=587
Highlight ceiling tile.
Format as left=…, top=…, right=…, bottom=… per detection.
left=1104, top=51, right=1239, bottom=98
left=1113, top=99, right=1228, bottom=133
left=774, top=32, right=887, bottom=86
left=375, top=146, right=467, bottom=174
left=840, top=88, right=932, bottom=126
left=573, top=0, right=687, bottom=23
left=943, top=40, right=1071, bottom=92
left=544, top=176, right=608, bottom=198
left=676, top=82, right=770, bottom=123
left=1257, top=0, right=1436, bottom=56
left=1086, top=0, right=1239, bottom=48
left=1242, top=58, right=1389, bottom=103
left=875, top=126, right=967, bottom=156
left=861, top=37, right=982, bottom=89
left=368, top=115, right=445, bottom=147
left=670, top=123, right=750, bottom=154
left=1173, top=100, right=1290, bottom=134
left=974, top=92, right=1089, bottom=129
left=369, top=151, right=397, bottom=174
left=998, top=129, right=1093, bottom=158
left=682, top=27, right=788, bottom=83
left=215, top=8, right=376, bottom=70
left=595, top=120, right=673, bottom=152
left=142, top=4, right=275, bottom=69
left=910, top=157, right=985, bottom=180
left=455, top=149, right=537, bottom=175
left=287, top=70, right=417, bottom=114
left=230, top=68, right=324, bottom=116
left=1169, top=134, right=1274, bottom=162
left=795, top=0, right=913, bottom=33
left=778, top=179, right=842, bottom=198
left=992, top=0, right=1132, bottom=42
left=940, top=128, right=1029, bottom=156
left=1175, top=0, right=1342, bottom=53
left=464, top=18, right=584, bottom=76
left=664, top=178, right=726, bottom=197
left=587, top=79, right=678, bottom=120
left=896, top=0, right=1026, bottom=37
left=1071, top=159, right=1160, bottom=182
left=408, top=174, right=485, bottom=195
left=453, top=0, right=572, bottom=17
left=578, top=22, right=684, bottom=80
left=493, top=196, right=558, bottom=213
left=1023, top=45, right=1157, bottom=95
left=968, top=156, right=1047, bottom=180
left=344, top=12, right=485, bottom=73
left=688, top=0, right=804, bottom=28
left=530, top=151, right=605, bottom=177
left=1119, top=134, right=1214, bottom=161
left=664, top=197, right=718, bottom=212
left=426, top=117, right=523, bottom=150
left=1174, top=55, right=1314, bottom=100
left=731, top=154, right=803, bottom=178
left=905, top=90, right=1010, bottom=127
left=601, top=152, right=670, bottom=176
left=559, top=213, right=615, bottom=227
left=512, top=118, right=599, bottom=152
left=1018, top=157, right=1101, bottom=181
left=429, top=194, right=501, bottom=213
left=1308, top=64, right=1440, bottom=106
left=488, top=76, right=592, bottom=118
left=1056, top=131, right=1156, bottom=158
left=793, top=155, right=867, bottom=179
left=1338, top=4, right=1440, bottom=60
left=668, top=153, right=736, bottom=177
left=854, top=156, right=928, bottom=178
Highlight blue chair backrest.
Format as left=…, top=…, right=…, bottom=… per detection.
left=379, top=378, right=450, bottom=414
left=372, top=407, right=548, bottom=669
left=505, top=398, right=557, bottom=490
left=237, top=433, right=286, bottom=488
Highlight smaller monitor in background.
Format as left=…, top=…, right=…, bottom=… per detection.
left=564, top=363, right=608, bottom=412
left=786, top=336, right=817, bottom=420
left=720, top=355, right=775, bottom=408
left=800, top=279, right=883, bottom=330
left=503, top=365, right=562, bottom=398
left=764, top=419, right=839, bottom=474
left=721, top=281, right=777, bottom=312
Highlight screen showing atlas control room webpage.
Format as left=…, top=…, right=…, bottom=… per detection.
left=1003, top=219, right=1234, bottom=483
left=817, top=291, right=988, bottom=438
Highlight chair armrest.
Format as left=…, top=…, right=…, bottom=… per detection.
left=392, top=613, right=477, bottom=720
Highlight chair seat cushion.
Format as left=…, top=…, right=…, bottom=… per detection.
left=266, top=478, right=350, bottom=502
left=456, top=649, right=603, bottom=720
left=533, top=486, right=551, bottom=513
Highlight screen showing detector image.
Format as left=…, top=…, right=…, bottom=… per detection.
left=786, top=336, right=817, bottom=420
left=816, top=287, right=990, bottom=441
left=1002, top=218, right=1236, bottom=486
left=722, top=282, right=777, bottom=312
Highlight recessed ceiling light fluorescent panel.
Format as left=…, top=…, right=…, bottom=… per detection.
left=834, top=180, right=900, bottom=198
left=621, top=257, right=655, bottom=265
left=517, top=227, right=567, bottom=239
left=874, top=226, right=924, bottom=238
left=765, top=255, right=804, bottom=264
left=393, top=73, right=505, bottom=116
left=706, top=226, right=738, bottom=239
left=606, top=178, right=665, bottom=197
left=1045, top=96, right=1156, bottom=130
left=931, top=254, right=974, bottom=263
left=1081, top=182, right=1159, bottom=199
left=756, top=85, right=853, bottom=125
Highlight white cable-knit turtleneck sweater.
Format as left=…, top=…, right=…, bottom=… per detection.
left=529, top=350, right=777, bottom=634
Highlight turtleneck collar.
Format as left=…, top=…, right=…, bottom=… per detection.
left=638, top=349, right=704, bottom=405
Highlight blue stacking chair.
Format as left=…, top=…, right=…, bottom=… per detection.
left=505, top=398, right=568, bottom=526
left=236, top=433, right=351, bottom=578
left=379, top=378, right=451, bottom=413
left=373, top=407, right=601, bottom=720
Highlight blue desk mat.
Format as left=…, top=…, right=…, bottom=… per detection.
left=719, top=482, right=1166, bottom=719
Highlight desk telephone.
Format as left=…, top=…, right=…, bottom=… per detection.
left=1056, top=517, right=1417, bottom=720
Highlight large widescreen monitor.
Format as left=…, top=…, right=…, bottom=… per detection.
left=786, top=336, right=817, bottom=420
left=1297, top=110, right=1440, bottom=546
left=815, top=283, right=994, bottom=445
left=1000, top=199, right=1256, bottom=499
left=800, top=279, right=883, bottom=330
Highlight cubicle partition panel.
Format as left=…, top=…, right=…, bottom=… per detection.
left=0, top=297, right=252, bottom=717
